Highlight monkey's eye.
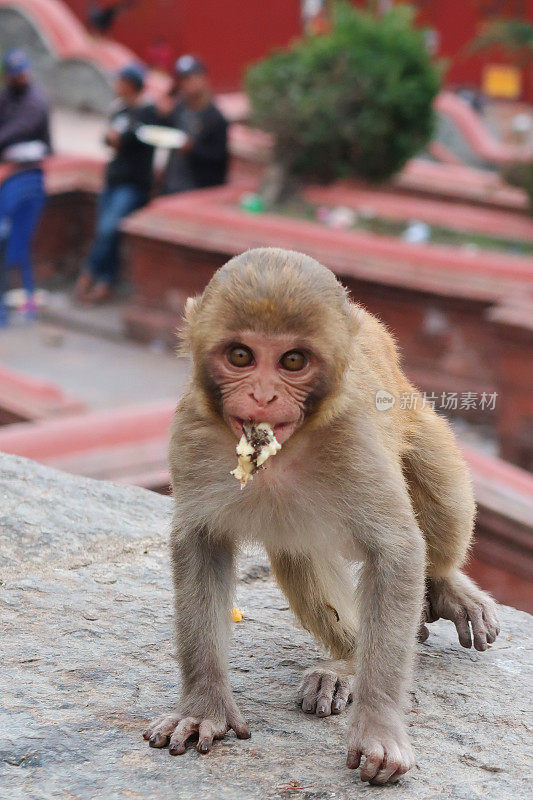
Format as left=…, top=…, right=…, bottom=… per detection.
left=227, top=345, right=254, bottom=368
left=280, top=350, right=306, bottom=371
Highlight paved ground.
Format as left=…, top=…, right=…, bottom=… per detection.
left=0, top=317, right=189, bottom=410
left=1, top=305, right=497, bottom=457
left=51, top=108, right=107, bottom=160
left=0, top=453, right=530, bottom=800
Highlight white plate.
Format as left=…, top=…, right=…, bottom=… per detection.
left=3, top=141, right=48, bottom=162
left=136, top=125, right=187, bottom=149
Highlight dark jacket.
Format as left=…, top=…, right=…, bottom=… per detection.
left=163, top=100, right=228, bottom=194
left=0, top=82, right=51, bottom=158
left=105, top=101, right=159, bottom=193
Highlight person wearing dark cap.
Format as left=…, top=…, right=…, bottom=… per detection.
left=160, top=55, right=228, bottom=195
left=0, top=48, right=50, bottom=323
left=75, top=63, right=158, bottom=303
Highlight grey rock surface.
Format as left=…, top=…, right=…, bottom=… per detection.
left=0, top=453, right=530, bottom=800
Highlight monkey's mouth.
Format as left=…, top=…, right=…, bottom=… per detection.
left=229, top=416, right=298, bottom=444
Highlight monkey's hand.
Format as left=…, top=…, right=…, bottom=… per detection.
left=143, top=692, right=250, bottom=755
left=297, top=660, right=354, bottom=717
left=418, top=570, right=500, bottom=651
left=346, top=708, right=415, bottom=785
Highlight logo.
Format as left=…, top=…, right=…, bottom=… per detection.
left=375, top=390, right=396, bottom=411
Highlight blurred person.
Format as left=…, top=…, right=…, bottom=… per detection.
left=75, top=64, right=158, bottom=304
left=0, top=48, right=50, bottom=325
left=160, top=55, right=228, bottom=195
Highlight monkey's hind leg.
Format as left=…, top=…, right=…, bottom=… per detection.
left=268, top=549, right=357, bottom=717
left=403, top=410, right=500, bottom=650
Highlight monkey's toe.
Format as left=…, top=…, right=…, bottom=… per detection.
left=143, top=713, right=181, bottom=748
left=297, top=666, right=353, bottom=717
left=168, top=718, right=201, bottom=755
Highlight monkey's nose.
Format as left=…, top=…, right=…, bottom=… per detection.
left=250, top=390, right=277, bottom=407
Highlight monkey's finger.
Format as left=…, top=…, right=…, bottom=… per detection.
left=316, top=673, right=337, bottom=717
left=148, top=731, right=170, bottom=748
left=452, top=609, right=472, bottom=648
left=146, top=714, right=181, bottom=748
left=389, top=759, right=413, bottom=783
left=421, top=596, right=437, bottom=625
left=482, top=607, right=500, bottom=643
left=168, top=718, right=199, bottom=755
left=143, top=713, right=180, bottom=739
left=332, top=680, right=352, bottom=714
left=424, top=595, right=439, bottom=623
left=417, top=624, right=430, bottom=643
left=296, top=671, right=320, bottom=703
left=227, top=709, right=251, bottom=739
left=426, top=608, right=439, bottom=623
left=359, top=743, right=385, bottom=782
left=197, top=720, right=216, bottom=754
left=468, top=606, right=487, bottom=651
left=370, top=745, right=403, bottom=785
left=346, top=749, right=362, bottom=770
left=298, top=673, right=321, bottom=713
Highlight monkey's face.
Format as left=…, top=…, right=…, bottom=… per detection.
left=183, top=249, right=359, bottom=440
left=207, top=330, right=324, bottom=445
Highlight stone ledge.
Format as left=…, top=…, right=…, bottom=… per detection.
left=0, top=364, right=85, bottom=424
left=0, top=453, right=530, bottom=800
left=122, top=184, right=533, bottom=304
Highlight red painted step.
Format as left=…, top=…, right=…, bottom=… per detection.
left=0, top=399, right=174, bottom=460
left=0, top=364, right=85, bottom=422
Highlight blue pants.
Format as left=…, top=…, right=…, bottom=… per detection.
left=86, top=184, right=147, bottom=286
left=0, top=168, right=46, bottom=319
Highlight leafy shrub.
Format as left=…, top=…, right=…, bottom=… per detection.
left=469, top=19, right=533, bottom=67
left=246, top=3, right=440, bottom=186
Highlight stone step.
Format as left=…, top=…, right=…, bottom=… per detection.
left=0, top=450, right=530, bottom=799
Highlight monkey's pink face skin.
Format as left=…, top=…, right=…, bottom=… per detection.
left=208, top=331, right=324, bottom=445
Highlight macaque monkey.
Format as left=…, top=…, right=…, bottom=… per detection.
left=143, top=248, right=499, bottom=784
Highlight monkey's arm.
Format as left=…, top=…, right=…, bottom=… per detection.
left=345, top=457, right=425, bottom=785
left=143, top=524, right=250, bottom=754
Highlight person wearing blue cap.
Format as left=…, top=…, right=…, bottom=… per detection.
left=159, top=55, right=228, bottom=195
left=74, top=63, right=158, bottom=304
left=0, top=48, right=51, bottom=324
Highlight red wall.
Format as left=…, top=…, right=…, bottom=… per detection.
left=64, top=0, right=532, bottom=98
left=65, top=0, right=302, bottom=92
left=407, top=0, right=533, bottom=101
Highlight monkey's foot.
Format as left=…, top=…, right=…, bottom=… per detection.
left=347, top=709, right=415, bottom=785
left=297, top=661, right=354, bottom=717
left=421, top=570, right=500, bottom=651
left=143, top=699, right=250, bottom=754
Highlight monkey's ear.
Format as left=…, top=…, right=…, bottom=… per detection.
left=177, top=296, right=201, bottom=356
left=184, top=296, right=199, bottom=320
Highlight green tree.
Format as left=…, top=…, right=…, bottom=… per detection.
left=471, top=19, right=533, bottom=215
left=470, top=19, right=533, bottom=68
left=246, top=2, right=440, bottom=203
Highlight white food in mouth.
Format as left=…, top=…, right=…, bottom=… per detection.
left=231, top=421, right=281, bottom=488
